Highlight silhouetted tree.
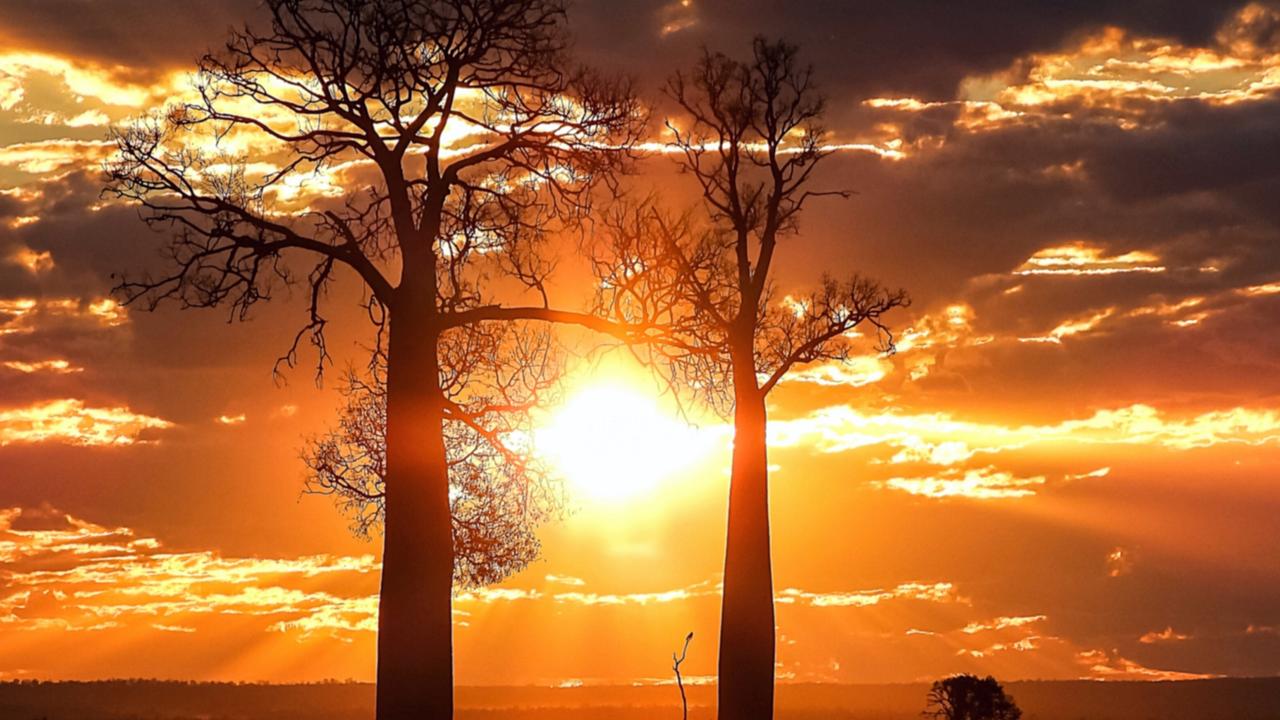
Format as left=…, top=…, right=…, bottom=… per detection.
left=591, top=39, right=907, bottom=720
left=925, top=675, right=1023, bottom=720
left=105, top=1, right=641, bottom=718
left=303, top=325, right=563, bottom=589
left=673, top=631, right=694, bottom=720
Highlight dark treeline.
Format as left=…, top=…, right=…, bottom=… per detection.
left=4, top=678, right=1280, bottom=720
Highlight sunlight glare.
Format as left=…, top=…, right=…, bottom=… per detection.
left=537, top=383, right=705, bottom=502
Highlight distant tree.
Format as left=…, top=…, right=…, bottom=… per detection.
left=924, top=675, right=1023, bottom=720
left=105, top=1, right=642, bottom=718
left=590, top=38, right=908, bottom=720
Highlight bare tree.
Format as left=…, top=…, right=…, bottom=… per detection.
left=592, top=39, right=908, bottom=720
left=303, top=322, right=563, bottom=589
left=924, top=675, right=1023, bottom=720
left=105, top=2, right=642, bottom=718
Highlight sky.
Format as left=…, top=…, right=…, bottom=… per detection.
left=2, top=0, right=1280, bottom=687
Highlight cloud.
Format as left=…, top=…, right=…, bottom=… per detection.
left=657, top=0, right=698, bottom=37
left=0, top=139, right=114, bottom=175
left=878, top=467, right=1046, bottom=500
left=783, top=355, right=893, bottom=388
left=457, top=577, right=966, bottom=611
left=1, top=359, right=81, bottom=374
left=957, top=635, right=1047, bottom=659
left=962, top=615, right=1048, bottom=634
left=1065, top=467, right=1111, bottom=481
left=1106, top=547, right=1135, bottom=578
left=1018, top=308, right=1115, bottom=344
left=0, top=399, right=171, bottom=446
left=1240, top=281, right=1280, bottom=296
left=0, top=2, right=260, bottom=77
left=573, top=0, right=1247, bottom=101
left=0, top=507, right=381, bottom=639
left=859, top=8, right=1280, bottom=142
left=0, top=297, right=127, bottom=336
left=772, top=402, right=1280, bottom=461
left=1139, top=626, right=1191, bottom=644
left=1014, top=242, right=1166, bottom=276
left=544, top=573, right=586, bottom=587
left=1075, top=649, right=1217, bottom=680
left=777, top=582, right=965, bottom=608
left=886, top=439, right=976, bottom=466
left=0, top=51, right=181, bottom=108
left=5, top=245, right=53, bottom=273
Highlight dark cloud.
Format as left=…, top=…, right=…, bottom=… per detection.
left=571, top=0, right=1252, bottom=98
left=0, top=1, right=1256, bottom=100
left=0, top=1, right=262, bottom=77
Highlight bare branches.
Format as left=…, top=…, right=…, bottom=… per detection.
left=587, top=197, right=736, bottom=415
left=757, top=275, right=909, bottom=396
left=666, top=37, right=838, bottom=306
left=304, top=321, right=564, bottom=588
left=586, top=38, right=907, bottom=415
left=109, top=1, right=644, bottom=597
left=106, top=0, right=642, bottom=382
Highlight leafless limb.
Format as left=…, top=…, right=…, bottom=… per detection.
left=105, top=0, right=644, bottom=590
left=587, top=38, right=908, bottom=415
left=673, top=631, right=694, bottom=720
left=304, top=321, right=564, bottom=588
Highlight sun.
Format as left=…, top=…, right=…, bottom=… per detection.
left=536, top=382, right=706, bottom=502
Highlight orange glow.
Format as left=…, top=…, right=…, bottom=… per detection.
left=3, top=0, right=1280, bottom=694
left=537, top=379, right=711, bottom=503
left=1, top=359, right=81, bottom=374
left=1015, top=242, right=1165, bottom=276
left=0, top=399, right=171, bottom=446
left=6, top=245, right=53, bottom=273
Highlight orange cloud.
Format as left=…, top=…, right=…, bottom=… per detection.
left=0, top=139, right=114, bottom=174
left=1, top=507, right=381, bottom=639
left=772, top=403, right=1280, bottom=478
left=1015, top=242, right=1165, bottom=276
left=0, top=399, right=171, bottom=446
left=0, top=51, right=180, bottom=108
left=866, top=6, right=1280, bottom=144
left=878, top=467, right=1046, bottom=499
left=1, top=359, right=82, bottom=374
left=544, top=574, right=586, bottom=587
left=1076, top=649, right=1215, bottom=680
left=1139, top=626, right=1190, bottom=644
left=962, top=615, right=1048, bottom=634
left=783, top=354, right=892, bottom=388
left=5, top=246, right=53, bottom=274
left=1239, top=281, right=1280, bottom=297
left=777, top=582, right=965, bottom=608
left=958, top=635, right=1047, bottom=658
left=1018, top=308, right=1115, bottom=344
left=658, top=0, right=698, bottom=36
left=0, top=296, right=127, bottom=335
left=1106, top=547, right=1134, bottom=578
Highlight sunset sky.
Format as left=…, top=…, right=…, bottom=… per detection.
left=3, top=0, right=1280, bottom=688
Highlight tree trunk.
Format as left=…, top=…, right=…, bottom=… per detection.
left=717, top=347, right=775, bottom=720
left=377, top=298, right=455, bottom=720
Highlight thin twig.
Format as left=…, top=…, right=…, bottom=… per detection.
left=673, top=631, right=694, bottom=720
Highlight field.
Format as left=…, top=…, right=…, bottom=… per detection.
left=3, top=678, right=1279, bottom=720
